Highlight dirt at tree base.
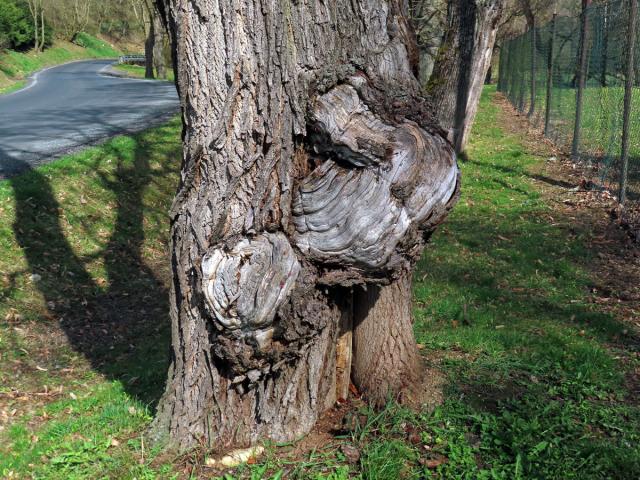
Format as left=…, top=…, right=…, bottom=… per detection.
left=172, top=361, right=446, bottom=478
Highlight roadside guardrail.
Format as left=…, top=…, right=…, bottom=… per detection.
left=118, top=55, right=146, bottom=66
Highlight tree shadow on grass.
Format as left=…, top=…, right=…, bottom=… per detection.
left=466, top=155, right=640, bottom=201
left=417, top=206, right=640, bottom=348
left=5, top=133, right=179, bottom=410
left=413, top=204, right=640, bottom=476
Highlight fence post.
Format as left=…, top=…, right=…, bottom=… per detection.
left=502, top=43, right=509, bottom=92
left=518, top=36, right=527, bottom=112
left=619, top=0, right=638, bottom=204
left=509, top=38, right=517, bottom=102
left=544, top=13, right=557, bottom=136
left=528, top=20, right=537, bottom=118
left=600, top=3, right=609, bottom=87
left=571, top=0, right=592, bottom=160
left=498, top=44, right=505, bottom=91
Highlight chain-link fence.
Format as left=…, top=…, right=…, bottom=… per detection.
left=498, top=0, right=639, bottom=203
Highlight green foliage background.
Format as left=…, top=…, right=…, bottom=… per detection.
left=0, top=0, right=52, bottom=50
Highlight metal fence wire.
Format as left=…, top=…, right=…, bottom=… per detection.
left=498, top=0, right=640, bottom=203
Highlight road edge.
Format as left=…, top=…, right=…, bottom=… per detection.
left=1, top=58, right=119, bottom=98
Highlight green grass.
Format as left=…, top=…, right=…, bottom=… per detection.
left=1, top=87, right=639, bottom=479
left=0, top=33, right=120, bottom=94
left=113, top=64, right=175, bottom=83
left=411, top=86, right=640, bottom=478
left=506, top=80, right=640, bottom=186
left=0, top=79, right=25, bottom=95
left=72, top=33, right=121, bottom=57
left=0, top=118, right=182, bottom=479
left=544, top=86, right=640, bottom=159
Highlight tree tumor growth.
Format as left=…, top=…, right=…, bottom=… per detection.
left=151, top=0, right=461, bottom=451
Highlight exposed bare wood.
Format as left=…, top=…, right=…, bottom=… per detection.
left=201, top=233, right=300, bottom=332
left=335, top=297, right=353, bottom=401
left=293, top=83, right=458, bottom=273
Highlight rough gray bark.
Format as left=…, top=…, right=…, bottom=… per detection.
left=144, top=11, right=155, bottom=79
left=352, top=270, right=421, bottom=406
left=410, top=0, right=448, bottom=83
left=152, top=8, right=166, bottom=79
left=428, top=0, right=503, bottom=152
left=151, top=0, right=460, bottom=452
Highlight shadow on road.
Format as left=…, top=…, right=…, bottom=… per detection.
left=0, top=99, right=178, bottom=178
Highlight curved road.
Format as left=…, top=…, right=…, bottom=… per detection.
left=0, top=59, right=179, bottom=178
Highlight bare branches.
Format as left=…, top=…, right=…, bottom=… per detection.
left=25, top=0, right=45, bottom=52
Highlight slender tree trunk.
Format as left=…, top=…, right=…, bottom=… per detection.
left=144, top=14, right=155, bottom=79
left=152, top=12, right=166, bottom=79
left=152, top=0, right=460, bottom=452
left=600, top=4, right=609, bottom=87
left=39, top=7, right=45, bottom=52
left=28, top=0, right=39, bottom=53
left=428, top=0, right=503, bottom=153
left=34, top=17, right=39, bottom=53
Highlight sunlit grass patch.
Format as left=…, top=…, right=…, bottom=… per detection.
left=1, top=87, right=639, bottom=479
left=0, top=117, right=181, bottom=479
left=412, top=86, right=640, bottom=479
left=112, top=64, right=176, bottom=83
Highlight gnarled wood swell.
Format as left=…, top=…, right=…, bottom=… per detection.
left=152, top=0, right=460, bottom=452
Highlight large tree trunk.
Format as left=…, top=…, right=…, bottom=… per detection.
left=151, top=0, right=460, bottom=452
left=428, top=0, right=503, bottom=152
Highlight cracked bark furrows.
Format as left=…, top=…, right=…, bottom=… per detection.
left=429, top=0, right=503, bottom=152
left=152, top=0, right=459, bottom=451
left=352, top=270, right=421, bottom=406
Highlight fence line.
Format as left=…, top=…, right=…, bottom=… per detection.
left=498, top=0, right=640, bottom=203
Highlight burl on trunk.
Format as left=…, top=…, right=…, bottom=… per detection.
left=151, top=0, right=460, bottom=451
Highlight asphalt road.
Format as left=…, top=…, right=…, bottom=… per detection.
left=0, top=59, right=179, bottom=178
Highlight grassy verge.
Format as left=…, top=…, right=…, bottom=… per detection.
left=0, top=118, right=182, bottom=479
left=1, top=87, right=639, bottom=479
left=410, top=88, right=640, bottom=478
left=0, top=33, right=120, bottom=94
left=112, top=64, right=175, bottom=83
left=0, top=80, right=26, bottom=95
